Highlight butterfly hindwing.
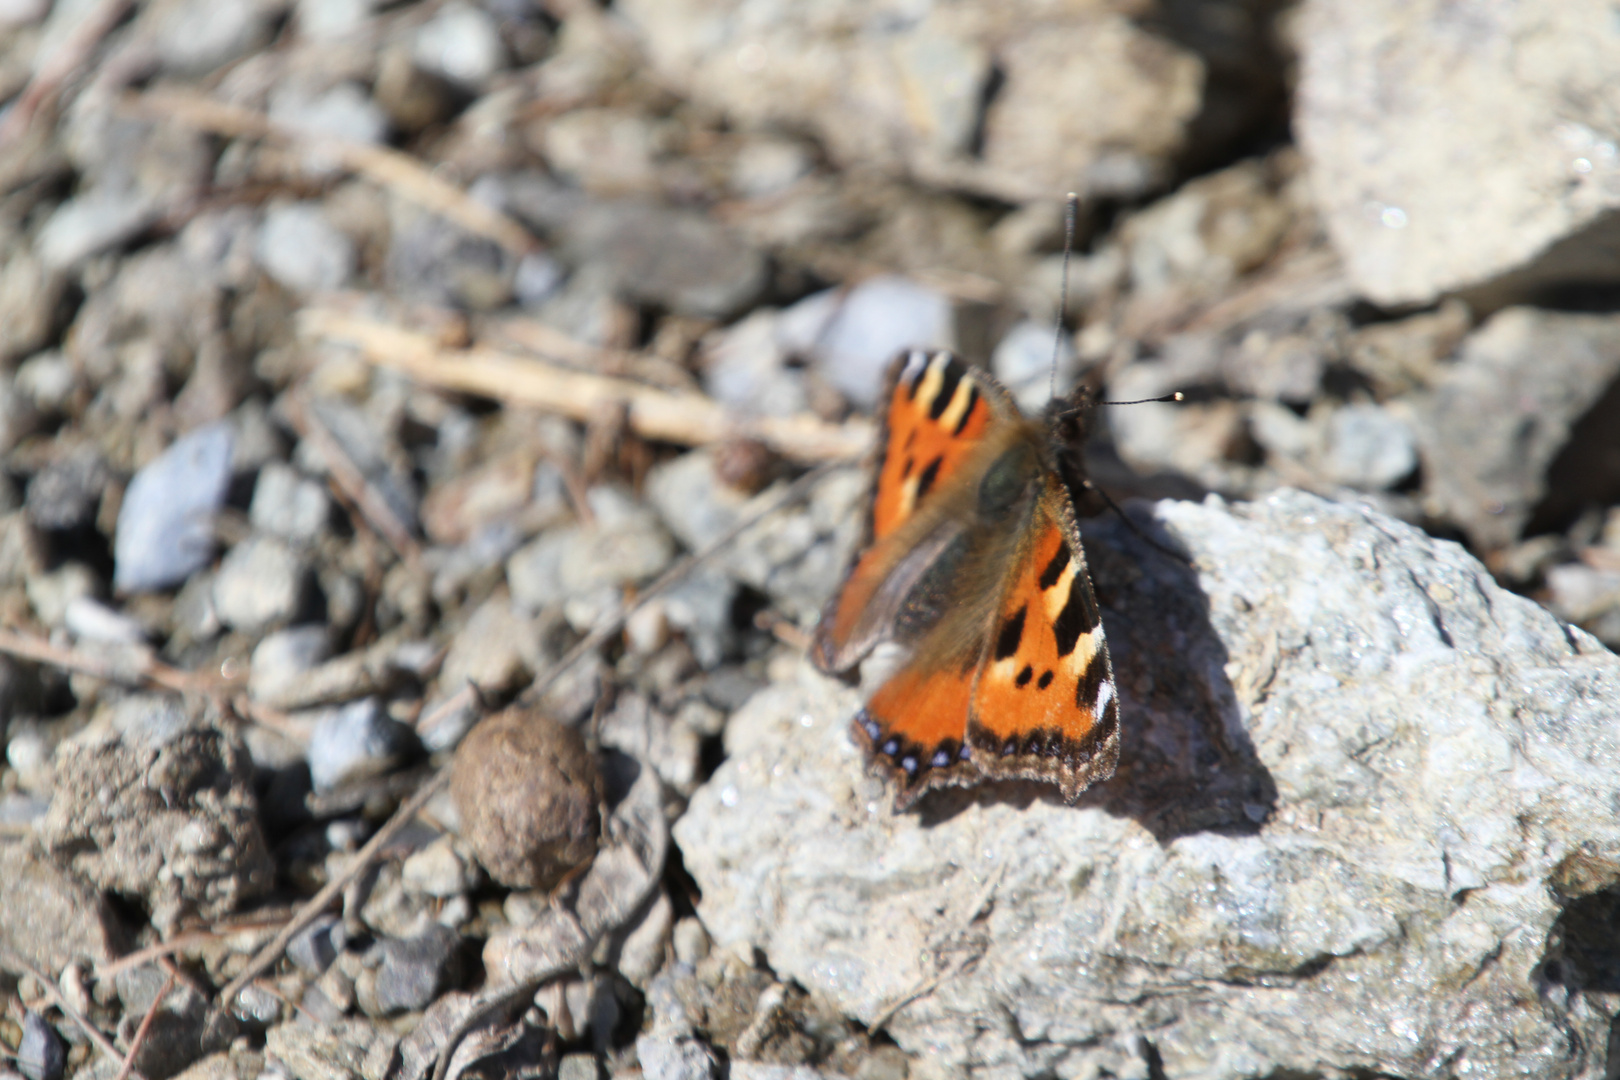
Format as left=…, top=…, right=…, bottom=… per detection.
left=852, top=658, right=982, bottom=808
left=966, top=475, right=1119, bottom=799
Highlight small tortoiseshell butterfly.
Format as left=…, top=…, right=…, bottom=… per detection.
left=812, top=349, right=1119, bottom=809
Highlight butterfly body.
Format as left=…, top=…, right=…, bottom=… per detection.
left=813, top=350, right=1120, bottom=810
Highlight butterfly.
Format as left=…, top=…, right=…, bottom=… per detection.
left=811, top=349, right=1119, bottom=810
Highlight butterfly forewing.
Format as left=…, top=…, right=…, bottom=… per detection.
left=870, top=350, right=995, bottom=540
left=966, top=476, right=1120, bottom=799
left=814, top=351, right=1010, bottom=672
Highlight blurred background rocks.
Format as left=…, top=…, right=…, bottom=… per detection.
left=2, top=0, right=1620, bottom=1077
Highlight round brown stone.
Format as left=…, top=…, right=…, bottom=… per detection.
left=450, top=706, right=600, bottom=890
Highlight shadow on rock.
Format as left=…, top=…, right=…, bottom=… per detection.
left=916, top=502, right=1277, bottom=841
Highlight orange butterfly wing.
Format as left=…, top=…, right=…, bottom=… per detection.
left=966, top=476, right=1119, bottom=799
left=870, top=350, right=993, bottom=541
left=813, top=351, right=1001, bottom=672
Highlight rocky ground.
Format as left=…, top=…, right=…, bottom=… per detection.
left=3, top=1, right=1620, bottom=1079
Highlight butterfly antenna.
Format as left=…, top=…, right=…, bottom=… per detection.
left=1050, top=192, right=1079, bottom=404
left=1102, top=392, right=1185, bottom=405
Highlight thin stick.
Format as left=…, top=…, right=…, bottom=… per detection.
left=94, top=918, right=289, bottom=982
left=0, top=949, right=127, bottom=1072
left=112, top=972, right=174, bottom=1080
left=429, top=954, right=578, bottom=1080
left=0, top=628, right=227, bottom=696
left=300, top=310, right=871, bottom=465
left=212, top=770, right=449, bottom=1019
left=123, top=89, right=538, bottom=257
left=0, top=0, right=133, bottom=146
left=96, top=932, right=220, bottom=982
left=282, top=391, right=422, bottom=568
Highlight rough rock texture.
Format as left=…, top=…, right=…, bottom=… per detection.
left=1418, top=307, right=1620, bottom=551
left=676, top=491, right=1620, bottom=1080
left=1297, top=0, right=1620, bottom=305
left=40, top=699, right=274, bottom=932
left=0, top=840, right=123, bottom=972
left=617, top=0, right=1206, bottom=203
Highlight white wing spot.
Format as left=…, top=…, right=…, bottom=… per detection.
left=901, top=352, right=930, bottom=392
left=937, top=377, right=974, bottom=432
left=1096, top=679, right=1115, bottom=719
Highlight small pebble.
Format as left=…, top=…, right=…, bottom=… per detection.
left=250, top=462, right=332, bottom=542
left=1325, top=403, right=1418, bottom=490
left=232, top=982, right=283, bottom=1025
left=288, top=914, right=348, bottom=976
left=24, top=446, right=105, bottom=531
left=307, top=698, right=414, bottom=793
left=414, top=1, right=507, bottom=88
left=296, top=0, right=372, bottom=40
left=375, top=924, right=462, bottom=1014
left=624, top=599, right=670, bottom=656
left=212, top=536, right=309, bottom=634
left=672, top=918, right=711, bottom=965
left=4, top=723, right=53, bottom=792
left=557, top=1053, right=600, bottom=1080
left=268, top=81, right=389, bottom=167
left=113, top=422, right=234, bottom=593
left=401, top=835, right=476, bottom=899
left=25, top=562, right=96, bottom=628
left=35, top=188, right=157, bottom=271
left=799, top=276, right=953, bottom=410
left=248, top=625, right=332, bottom=702
left=63, top=597, right=146, bottom=645
left=256, top=202, right=355, bottom=295
left=993, top=318, right=1079, bottom=413
left=16, top=1011, right=63, bottom=1080
left=451, top=706, right=600, bottom=890
left=635, top=1033, right=717, bottom=1080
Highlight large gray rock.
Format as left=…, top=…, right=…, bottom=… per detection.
left=1418, top=307, right=1620, bottom=551
left=675, top=490, right=1620, bottom=1080
left=1297, top=0, right=1620, bottom=306
left=617, top=0, right=1205, bottom=204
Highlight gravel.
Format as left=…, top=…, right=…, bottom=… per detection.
left=2, top=2, right=1620, bottom=1077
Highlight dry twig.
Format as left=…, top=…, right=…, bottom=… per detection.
left=0, top=628, right=229, bottom=697
left=0, top=0, right=134, bottom=146
left=281, top=391, right=423, bottom=568
left=0, top=949, right=128, bottom=1072
left=123, top=89, right=539, bottom=257
left=300, top=309, right=872, bottom=465
left=112, top=971, right=174, bottom=1080
left=210, top=771, right=449, bottom=1025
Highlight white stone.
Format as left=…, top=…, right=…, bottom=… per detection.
left=255, top=202, right=355, bottom=295
left=413, top=2, right=506, bottom=89
left=1297, top=0, right=1620, bottom=305
left=991, top=318, right=1078, bottom=413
